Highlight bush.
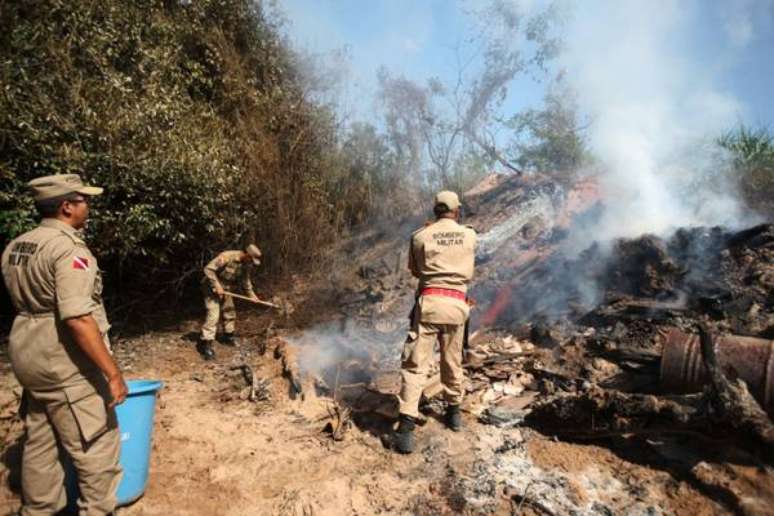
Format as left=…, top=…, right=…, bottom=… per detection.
left=717, top=125, right=774, bottom=218
left=0, top=0, right=342, bottom=306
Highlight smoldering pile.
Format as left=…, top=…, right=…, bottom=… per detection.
left=281, top=173, right=772, bottom=460
left=464, top=175, right=773, bottom=457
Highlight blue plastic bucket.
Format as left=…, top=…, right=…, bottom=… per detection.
left=65, top=379, right=163, bottom=508
left=115, top=379, right=163, bottom=505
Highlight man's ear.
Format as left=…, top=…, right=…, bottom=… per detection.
left=60, top=200, right=73, bottom=218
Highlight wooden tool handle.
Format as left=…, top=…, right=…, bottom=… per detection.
left=222, top=291, right=280, bottom=308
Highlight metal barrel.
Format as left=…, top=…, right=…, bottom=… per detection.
left=659, top=327, right=774, bottom=417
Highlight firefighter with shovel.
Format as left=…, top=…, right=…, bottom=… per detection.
left=197, top=244, right=263, bottom=360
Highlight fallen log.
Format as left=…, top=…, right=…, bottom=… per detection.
left=465, top=351, right=536, bottom=370
left=274, top=340, right=304, bottom=398
left=525, top=386, right=705, bottom=435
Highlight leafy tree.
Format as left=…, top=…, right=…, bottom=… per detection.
left=374, top=0, right=564, bottom=198
left=506, top=79, right=591, bottom=174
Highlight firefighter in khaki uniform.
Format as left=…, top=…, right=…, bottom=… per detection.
left=197, top=245, right=261, bottom=360
left=394, top=190, right=476, bottom=454
left=1, top=174, right=127, bottom=515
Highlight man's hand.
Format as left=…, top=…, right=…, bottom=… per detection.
left=108, top=373, right=129, bottom=407
left=248, top=292, right=259, bottom=302
left=215, top=284, right=225, bottom=298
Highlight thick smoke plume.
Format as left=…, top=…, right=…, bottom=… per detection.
left=562, top=0, right=763, bottom=246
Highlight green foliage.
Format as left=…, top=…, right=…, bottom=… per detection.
left=0, top=0, right=341, bottom=300
left=717, top=125, right=774, bottom=217
left=325, top=123, right=402, bottom=226
left=506, top=81, right=591, bottom=175
left=0, top=168, right=36, bottom=239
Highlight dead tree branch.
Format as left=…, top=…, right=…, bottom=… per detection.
left=698, top=324, right=774, bottom=449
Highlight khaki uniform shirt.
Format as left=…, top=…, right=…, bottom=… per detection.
left=203, top=250, right=255, bottom=296
left=409, top=218, right=476, bottom=325
left=1, top=218, right=109, bottom=391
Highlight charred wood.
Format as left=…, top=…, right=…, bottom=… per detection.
left=698, top=324, right=774, bottom=451
left=274, top=340, right=304, bottom=398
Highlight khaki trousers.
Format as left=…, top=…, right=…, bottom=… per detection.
left=21, top=383, right=121, bottom=516
left=398, top=321, right=466, bottom=419
left=200, top=291, right=236, bottom=341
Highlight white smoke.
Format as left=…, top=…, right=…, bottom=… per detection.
left=561, top=0, right=764, bottom=242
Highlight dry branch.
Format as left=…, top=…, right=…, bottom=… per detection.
left=324, top=401, right=352, bottom=441
left=698, top=324, right=774, bottom=448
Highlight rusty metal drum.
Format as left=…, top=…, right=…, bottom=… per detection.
left=659, top=327, right=774, bottom=417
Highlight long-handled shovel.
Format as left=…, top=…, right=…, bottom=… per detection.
left=222, top=291, right=280, bottom=308
left=222, top=291, right=295, bottom=320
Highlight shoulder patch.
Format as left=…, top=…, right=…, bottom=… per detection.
left=72, top=256, right=90, bottom=270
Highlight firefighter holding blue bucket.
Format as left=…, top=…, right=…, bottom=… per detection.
left=2, top=174, right=163, bottom=514
left=2, top=174, right=129, bottom=515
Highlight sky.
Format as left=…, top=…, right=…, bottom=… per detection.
left=277, top=0, right=774, bottom=239
left=277, top=0, right=774, bottom=128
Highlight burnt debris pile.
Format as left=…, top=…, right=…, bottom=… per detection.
left=292, top=173, right=773, bottom=463
left=581, top=223, right=774, bottom=336
left=459, top=175, right=774, bottom=460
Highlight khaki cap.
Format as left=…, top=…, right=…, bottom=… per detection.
left=434, top=190, right=460, bottom=210
left=28, top=174, right=103, bottom=202
left=246, top=244, right=262, bottom=265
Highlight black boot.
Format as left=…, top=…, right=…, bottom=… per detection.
left=197, top=339, right=215, bottom=360
left=445, top=404, right=462, bottom=432
left=221, top=333, right=239, bottom=346
left=394, top=414, right=416, bottom=454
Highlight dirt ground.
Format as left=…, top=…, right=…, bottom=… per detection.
left=2, top=306, right=771, bottom=515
